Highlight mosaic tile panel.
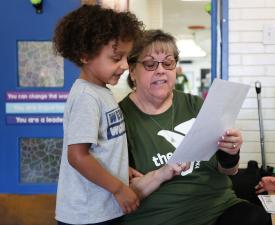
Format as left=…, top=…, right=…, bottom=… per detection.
left=20, top=138, right=62, bottom=183
left=18, top=41, right=64, bottom=87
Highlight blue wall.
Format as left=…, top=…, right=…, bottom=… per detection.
left=0, top=0, right=80, bottom=90
left=0, top=0, right=80, bottom=193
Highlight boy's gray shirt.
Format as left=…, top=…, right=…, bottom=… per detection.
left=56, top=79, right=128, bottom=224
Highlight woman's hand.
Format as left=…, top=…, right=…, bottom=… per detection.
left=217, top=129, right=242, bottom=175
left=255, top=176, right=275, bottom=194
left=218, top=129, right=243, bottom=155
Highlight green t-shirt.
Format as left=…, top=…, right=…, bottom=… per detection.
left=118, top=90, right=243, bottom=225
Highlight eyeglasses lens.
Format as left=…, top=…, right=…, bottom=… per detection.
left=142, top=60, right=176, bottom=71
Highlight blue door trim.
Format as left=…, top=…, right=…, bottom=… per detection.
left=211, top=0, right=218, bottom=82
left=221, top=0, right=229, bottom=80
left=211, top=0, right=228, bottom=81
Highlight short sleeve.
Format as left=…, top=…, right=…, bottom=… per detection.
left=67, top=93, right=100, bottom=145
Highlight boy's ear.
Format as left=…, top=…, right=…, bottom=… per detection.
left=80, top=54, right=89, bottom=64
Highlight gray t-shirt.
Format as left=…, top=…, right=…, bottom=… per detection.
left=56, top=79, right=128, bottom=224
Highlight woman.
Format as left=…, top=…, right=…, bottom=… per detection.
left=118, top=30, right=271, bottom=225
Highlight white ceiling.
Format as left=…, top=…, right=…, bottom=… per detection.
left=162, top=0, right=211, bottom=57
left=129, top=0, right=211, bottom=59
left=162, top=0, right=210, bottom=38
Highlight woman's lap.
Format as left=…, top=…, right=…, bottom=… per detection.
left=215, top=201, right=272, bottom=225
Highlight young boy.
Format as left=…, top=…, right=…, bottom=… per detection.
left=52, top=4, right=143, bottom=225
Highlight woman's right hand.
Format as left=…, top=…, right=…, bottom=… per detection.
left=113, top=184, right=140, bottom=214
left=156, top=162, right=190, bottom=183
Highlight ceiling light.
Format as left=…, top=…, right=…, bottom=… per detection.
left=177, top=39, right=206, bottom=58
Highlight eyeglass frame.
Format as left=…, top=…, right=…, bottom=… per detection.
left=136, top=59, right=177, bottom=71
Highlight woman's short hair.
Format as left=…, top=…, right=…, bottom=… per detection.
left=127, top=29, right=179, bottom=89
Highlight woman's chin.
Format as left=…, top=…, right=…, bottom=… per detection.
left=151, top=90, right=172, bottom=101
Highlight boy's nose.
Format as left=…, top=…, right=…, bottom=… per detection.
left=120, top=58, right=129, bottom=70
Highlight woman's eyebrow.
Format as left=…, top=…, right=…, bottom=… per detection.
left=142, top=55, right=174, bottom=60
left=141, top=55, right=154, bottom=60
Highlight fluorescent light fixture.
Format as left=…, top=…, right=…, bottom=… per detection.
left=177, top=39, right=206, bottom=58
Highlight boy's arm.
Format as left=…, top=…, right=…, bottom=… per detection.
left=68, top=143, right=139, bottom=214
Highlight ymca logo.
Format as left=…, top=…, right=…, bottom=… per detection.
left=151, top=118, right=200, bottom=176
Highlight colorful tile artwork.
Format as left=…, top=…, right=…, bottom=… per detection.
left=18, top=41, right=64, bottom=87
left=20, top=138, right=62, bottom=183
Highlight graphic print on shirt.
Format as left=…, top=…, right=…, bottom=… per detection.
left=106, top=107, right=125, bottom=139
left=152, top=118, right=201, bottom=176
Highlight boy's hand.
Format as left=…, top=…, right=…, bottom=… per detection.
left=113, top=184, right=140, bottom=214
left=129, top=167, right=144, bottom=180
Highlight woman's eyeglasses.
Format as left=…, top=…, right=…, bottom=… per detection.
left=136, top=59, right=176, bottom=71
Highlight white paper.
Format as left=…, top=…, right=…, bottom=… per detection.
left=258, top=195, right=275, bottom=214
left=168, top=78, right=250, bottom=164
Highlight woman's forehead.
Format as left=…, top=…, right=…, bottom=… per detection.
left=141, top=42, right=174, bottom=57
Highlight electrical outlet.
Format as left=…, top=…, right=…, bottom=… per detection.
left=263, top=25, right=275, bottom=44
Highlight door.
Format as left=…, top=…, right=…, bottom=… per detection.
left=0, top=0, right=80, bottom=193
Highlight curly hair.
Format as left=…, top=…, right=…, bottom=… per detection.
left=127, top=29, right=179, bottom=89
left=53, top=4, right=144, bottom=67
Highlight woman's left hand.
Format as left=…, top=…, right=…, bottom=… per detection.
left=218, top=128, right=243, bottom=155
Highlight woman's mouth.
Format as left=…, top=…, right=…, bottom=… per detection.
left=152, top=80, right=167, bottom=85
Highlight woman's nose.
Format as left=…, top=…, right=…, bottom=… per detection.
left=155, top=62, right=166, bottom=73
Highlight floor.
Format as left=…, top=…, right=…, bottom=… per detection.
left=0, top=194, right=56, bottom=225
left=0, top=193, right=273, bottom=225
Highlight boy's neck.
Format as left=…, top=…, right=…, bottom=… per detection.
left=79, top=70, right=107, bottom=88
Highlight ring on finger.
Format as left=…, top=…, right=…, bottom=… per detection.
left=232, top=143, right=236, bottom=148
